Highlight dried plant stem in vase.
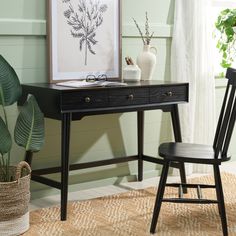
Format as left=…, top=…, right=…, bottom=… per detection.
left=133, top=12, right=157, bottom=80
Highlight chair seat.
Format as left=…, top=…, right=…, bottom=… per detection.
left=159, top=142, right=230, bottom=164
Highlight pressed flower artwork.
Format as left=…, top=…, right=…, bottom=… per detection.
left=48, top=0, right=120, bottom=82
left=62, top=0, right=108, bottom=65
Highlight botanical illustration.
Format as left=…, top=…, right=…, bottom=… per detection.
left=62, top=0, right=108, bottom=65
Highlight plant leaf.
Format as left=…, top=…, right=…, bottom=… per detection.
left=0, top=55, right=21, bottom=106
left=80, top=38, right=86, bottom=50
left=215, top=8, right=236, bottom=70
left=0, top=117, right=12, bottom=156
left=14, top=94, right=44, bottom=152
left=87, top=42, right=96, bottom=55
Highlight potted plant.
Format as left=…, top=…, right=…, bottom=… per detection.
left=215, top=8, right=236, bottom=70
left=0, top=55, right=44, bottom=235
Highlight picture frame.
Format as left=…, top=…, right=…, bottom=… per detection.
left=47, top=0, right=121, bottom=83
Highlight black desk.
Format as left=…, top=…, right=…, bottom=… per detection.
left=19, top=80, right=189, bottom=220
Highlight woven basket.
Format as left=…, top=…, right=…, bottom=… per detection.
left=0, top=161, right=31, bottom=236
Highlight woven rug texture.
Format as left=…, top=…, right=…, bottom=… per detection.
left=24, top=173, right=236, bottom=236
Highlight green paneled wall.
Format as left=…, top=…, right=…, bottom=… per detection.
left=0, top=0, right=175, bottom=199
left=0, top=0, right=45, bottom=19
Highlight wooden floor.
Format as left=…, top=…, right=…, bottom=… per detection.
left=29, top=161, right=236, bottom=211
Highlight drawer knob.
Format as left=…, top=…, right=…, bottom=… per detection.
left=128, top=94, right=134, bottom=100
left=166, top=91, right=173, bottom=97
left=85, top=97, right=91, bottom=103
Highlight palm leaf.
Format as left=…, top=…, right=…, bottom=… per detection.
left=0, top=117, right=12, bottom=156
left=14, top=95, right=44, bottom=152
left=0, top=55, right=21, bottom=106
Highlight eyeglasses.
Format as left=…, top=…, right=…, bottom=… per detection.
left=86, top=74, right=107, bottom=82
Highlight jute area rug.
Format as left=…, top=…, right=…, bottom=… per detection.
left=24, top=173, right=236, bottom=236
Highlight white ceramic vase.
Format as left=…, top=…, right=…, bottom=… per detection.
left=137, top=44, right=157, bottom=80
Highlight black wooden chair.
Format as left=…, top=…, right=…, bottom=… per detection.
left=150, top=68, right=236, bottom=236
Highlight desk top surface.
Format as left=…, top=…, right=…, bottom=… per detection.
left=22, top=80, right=188, bottom=91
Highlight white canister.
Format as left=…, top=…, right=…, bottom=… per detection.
left=123, top=65, right=141, bottom=82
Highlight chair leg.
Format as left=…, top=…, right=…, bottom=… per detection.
left=213, top=164, right=228, bottom=236
left=150, top=161, right=170, bottom=234
left=214, top=165, right=222, bottom=217
left=179, top=162, right=187, bottom=193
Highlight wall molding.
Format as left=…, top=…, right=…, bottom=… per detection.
left=215, top=78, right=227, bottom=88
left=0, top=19, right=173, bottom=38
left=0, top=19, right=46, bottom=36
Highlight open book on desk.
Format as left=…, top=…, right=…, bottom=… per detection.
left=56, top=80, right=127, bottom=88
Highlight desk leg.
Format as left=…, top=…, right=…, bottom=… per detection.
left=61, top=113, right=71, bottom=221
left=137, top=111, right=144, bottom=181
left=171, top=104, right=182, bottom=142
left=170, top=105, right=187, bottom=193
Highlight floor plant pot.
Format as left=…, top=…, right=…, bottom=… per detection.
left=0, top=161, right=31, bottom=236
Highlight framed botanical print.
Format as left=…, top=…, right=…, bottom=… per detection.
left=48, top=0, right=121, bottom=83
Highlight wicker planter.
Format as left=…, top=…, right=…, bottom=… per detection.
left=0, top=161, right=31, bottom=236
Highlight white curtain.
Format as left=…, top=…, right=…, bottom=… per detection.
left=171, top=0, right=215, bottom=174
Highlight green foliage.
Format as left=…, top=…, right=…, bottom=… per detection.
left=14, top=95, right=44, bottom=152
left=0, top=55, right=22, bottom=106
left=0, top=117, right=12, bottom=156
left=0, top=55, right=45, bottom=182
left=215, top=8, right=236, bottom=68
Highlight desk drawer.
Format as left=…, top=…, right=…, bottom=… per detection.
left=150, top=85, right=188, bottom=103
left=61, top=90, right=109, bottom=110
left=109, top=88, right=149, bottom=106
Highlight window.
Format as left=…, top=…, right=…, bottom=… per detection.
left=212, top=0, right=236, bottom=77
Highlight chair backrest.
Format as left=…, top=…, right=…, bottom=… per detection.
left=213, top=68, right=236, bottom=159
